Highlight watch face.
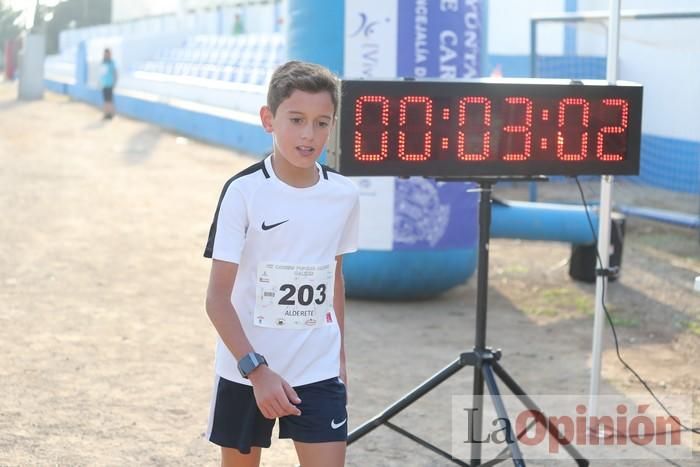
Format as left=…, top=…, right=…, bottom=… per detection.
left=238, top=354, right=255, bottom=377
left=238, top=353, right=265, bottom=377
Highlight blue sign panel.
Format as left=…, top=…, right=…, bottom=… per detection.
left=393, top=179, right=477, bottom=250
left=397, top=0, right=483, bottom=79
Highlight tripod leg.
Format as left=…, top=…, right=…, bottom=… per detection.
left=491, top=361, right=589, bottom=467
left=481, top=363, right=526, bottom=467
left=348, top=357, right=464, bottom=444
left=470, top=363, right=485, bottom=466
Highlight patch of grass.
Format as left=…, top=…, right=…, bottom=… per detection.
left=519, top=286, right=596, bottom=319
left=607, top=315, right=640, bottom=327
left=540, top=288, right=569, bottom=300
left=683, top=320, right=700, bottom=336
left=571, top=295, right=593, bottom=315
left=540, top=287, right=593, bottom=315
left=522, top=306, right=559, bottom=317
left=503, top=264, right=529, bottom=274
left=593, top=304, right=640, bottom=327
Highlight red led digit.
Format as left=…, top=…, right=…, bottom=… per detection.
left=597, top=99, right=629, bottom=161
left=457, top=97, right=491, bottom=161
left=354, top=95, right=389, bottom=162
left=398, top=96, right=433, bottom=161
left=557, top=98, right=590, bottom=161
left=502, top=97, right=533, bottom=161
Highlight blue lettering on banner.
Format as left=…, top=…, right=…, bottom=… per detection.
left=463, top=0, right=482, bottom=78
left=393, top=178, right=477, bottom=250
left=397, top=0, right=482, bottom=79
left=348, top=11, right=392, bottom=78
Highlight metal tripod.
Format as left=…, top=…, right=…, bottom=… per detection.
left=348, top=179, right=589, bottom=467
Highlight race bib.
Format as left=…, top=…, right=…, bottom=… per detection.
left=254, top=261, right=335, bottom=329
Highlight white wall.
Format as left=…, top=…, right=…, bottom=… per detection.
left=573, top=0, right=607, bottom=57
left=112, top=0, right=278, bottom=23
left=112, top=0, right=180, bottom=23
left=488, top=0, right=700, bottom=141
left=578, top=0, right=700, bottom=140
left=488, top=0, right=566, bottom=55
left=618, top=12, right=699, bottom=139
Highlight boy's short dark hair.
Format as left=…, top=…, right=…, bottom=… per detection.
left=266, top=61, right=338, bottom=116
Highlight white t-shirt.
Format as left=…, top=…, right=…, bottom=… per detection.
left=204, top=155, right=360, bottom=386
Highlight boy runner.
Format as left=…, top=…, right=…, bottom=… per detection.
left=204, top=60, right=359, bottom=467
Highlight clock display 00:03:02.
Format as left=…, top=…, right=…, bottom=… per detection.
left=335, top=80, right=643, bottom=177
left=354, top=95, right=628, bottom=162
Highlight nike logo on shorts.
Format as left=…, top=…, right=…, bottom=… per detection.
left=261, top=220, right=289, bottom=231
left=331, top=418, right=347, bottom=430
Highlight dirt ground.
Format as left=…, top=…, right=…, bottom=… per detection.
left=0, top=82, right=698, bottom=466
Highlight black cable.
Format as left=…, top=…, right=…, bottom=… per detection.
left=573, top=176, right=700, bottom=436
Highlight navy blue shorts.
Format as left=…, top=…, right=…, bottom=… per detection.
left=207, top=376, right=348, bottom=454
left=102, top=87, right=113, bottom=102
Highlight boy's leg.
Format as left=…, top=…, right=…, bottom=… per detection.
left=293, top=441, right=346, bottom=467
left=221, top=446, right=262, bottom=467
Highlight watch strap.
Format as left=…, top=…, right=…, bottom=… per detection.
left=238, top=352, right=267, bottom=378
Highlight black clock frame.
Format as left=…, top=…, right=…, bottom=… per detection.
left=328, top=78, right=643, bottom=178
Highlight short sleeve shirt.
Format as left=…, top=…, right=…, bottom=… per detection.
left=100, top=60, right=116, bottom=88
left=204, top=156, right=360, bottom=386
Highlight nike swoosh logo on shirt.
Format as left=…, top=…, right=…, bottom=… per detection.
left=261, top=220, right=289, bottom=231
left=331, top=418, right=347, bottom=430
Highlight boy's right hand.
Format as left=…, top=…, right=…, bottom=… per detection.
left=249, top=366, right=302, bottom=419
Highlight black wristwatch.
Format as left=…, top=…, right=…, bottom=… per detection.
left=237, top=352, right=268, bottom=378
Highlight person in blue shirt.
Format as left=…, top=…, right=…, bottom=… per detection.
left=100, top=48, right=117, bottom=120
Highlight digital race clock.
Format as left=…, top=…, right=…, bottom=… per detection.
left=327, top=78, right=643, bottom=178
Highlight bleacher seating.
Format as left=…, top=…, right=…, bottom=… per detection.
left=109, top=33, right=286, bottom=115
left=133, top=33, right=284, bottom=86
left=44, top=31, right=286, bottom=116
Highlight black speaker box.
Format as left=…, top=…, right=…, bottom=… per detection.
left=569, top=212, right=626, bottom=283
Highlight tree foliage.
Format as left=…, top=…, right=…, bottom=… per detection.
left=44, top=0, right=111, bottom=54
left=0, top=1, right=22, bottom=44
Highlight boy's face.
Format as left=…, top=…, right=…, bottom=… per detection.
left=260, top=90, right=335, bottom=170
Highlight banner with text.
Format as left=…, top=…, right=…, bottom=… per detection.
left=344, top=0, right=483, bottom=251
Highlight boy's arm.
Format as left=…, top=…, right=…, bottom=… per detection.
left=333, top=256, right=348, bottom=385
left=205, top=259, right=301, bottom=418
left=205, top=259, right=256, bottom=359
